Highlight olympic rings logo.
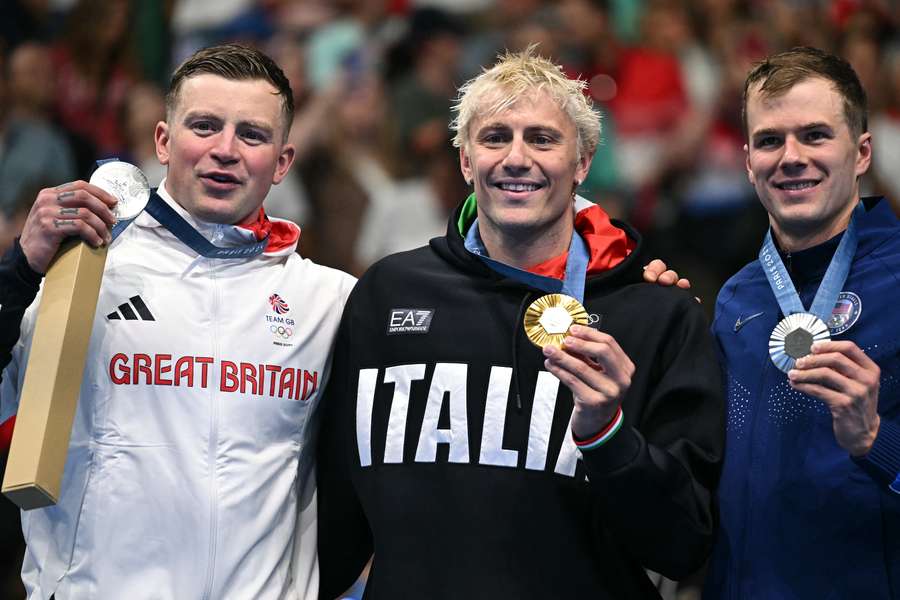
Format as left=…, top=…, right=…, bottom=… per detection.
left=270, top=325, right=293, bottom=339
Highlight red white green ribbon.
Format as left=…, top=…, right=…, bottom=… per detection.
left=573, top=407, right=624, bottom=451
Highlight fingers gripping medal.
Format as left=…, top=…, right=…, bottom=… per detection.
left=524, top=294, right=589, bottom=348
left=89, top=161, right=151, bottom=237
left=769, top=313, right=830, bottom=373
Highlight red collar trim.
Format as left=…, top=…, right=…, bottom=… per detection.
left=527, top=204, right=634, bottom=279
left=236, top=207, right=300, bottom=254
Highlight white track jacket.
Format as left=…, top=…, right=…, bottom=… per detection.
left=0, top=184, right=355, bottom=599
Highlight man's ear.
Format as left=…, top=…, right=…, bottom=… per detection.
left=855, top=132, right=872, bottom=177
left=744, top=143, right=755, bottom=185
left=575, top=151, right=593, bottom=186
left=155, top=121, right=171, bottom=165
left=459, top=146, right=473, bottom=185
left=272, top=143, right=296, bottom=184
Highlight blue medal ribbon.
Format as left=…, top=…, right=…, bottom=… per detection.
left=464, top=217, right=589, bottom=302
left=112, top=191, right=269, bottom=258
left=110, top=215, right=138, bottom=240
left=758, top=202, right=863, bottom=321
left=93, top=158, right=269, bottom=258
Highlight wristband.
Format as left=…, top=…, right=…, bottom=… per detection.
left=573, top=407, right=624, bottom=451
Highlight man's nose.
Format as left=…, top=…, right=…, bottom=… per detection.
left=501, top=136, right=533, bottom=174
left=779, top=135, right=807, bottom=172
left=210, top=130, right=239, bottom=163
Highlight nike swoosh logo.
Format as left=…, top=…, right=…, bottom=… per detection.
left=734, top=311, right=765, bottom=332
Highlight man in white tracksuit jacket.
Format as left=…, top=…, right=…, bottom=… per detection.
left=0, top=44, right=354, bottom=599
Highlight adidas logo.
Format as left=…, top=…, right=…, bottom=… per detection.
left=107, top=296, right=155, bottom=321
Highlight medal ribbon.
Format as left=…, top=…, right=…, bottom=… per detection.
left=111, top=215, right=138, bottom=240
left=758, top=202, right=863, bottom=320
left=112, top=191, right=269, bottom=258
left=464, top=217, right=589, bottom=302
left=93, top=159, right=269, bottom=257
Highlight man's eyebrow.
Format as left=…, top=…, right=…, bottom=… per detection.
left=475, top=122, right=511, bottom=133
left=182, top=111, right=221, bottom=123
left=474, top=124, right=565, bottom=136
left=240, top=119, right=275, bottom=134
left=181, top=111, right=274, bottom=132
left=798, top=121, right=834, bottom=132
left=752, top=122, right=833, bottom=137
left=524, top=125, right=564, bottom=137
left=750, top=127, right=779, bottom=138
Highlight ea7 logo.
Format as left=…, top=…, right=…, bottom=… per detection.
left=387, top=308, right=435, bottom=335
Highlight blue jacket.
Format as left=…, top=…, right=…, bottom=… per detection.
left=705, top=197, right=900, bottom=599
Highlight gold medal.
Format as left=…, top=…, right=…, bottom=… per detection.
left=523, top=294, right=589, bottom=348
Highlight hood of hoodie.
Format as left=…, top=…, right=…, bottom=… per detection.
left=432, top=193, right=645, bottom=293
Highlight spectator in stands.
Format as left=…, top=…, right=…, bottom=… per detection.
left=0, top=43, right=76, bottom=224
left=51, top=0, right=137, bottom=168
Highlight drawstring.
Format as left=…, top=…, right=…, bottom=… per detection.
left=511, top=292, right=531, bottom=413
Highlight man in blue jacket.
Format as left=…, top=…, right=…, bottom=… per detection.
left=650, top=46, right=900, bottom=597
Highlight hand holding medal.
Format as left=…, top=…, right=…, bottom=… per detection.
left=761, top=203, right=865, bottom=373
left=4, top=161, right=149, bottom=509
left=758, top=203, right=881, bottom=456
left=528, top=294, right=635, bottom=439
left=787, top=340, right=881, bottom=456
left=18, top=180, right=118, bottom=274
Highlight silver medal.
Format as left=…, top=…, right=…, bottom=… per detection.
left=89, top=161, right=151, bottom=221
left=768, top=312, right=830, bottom=373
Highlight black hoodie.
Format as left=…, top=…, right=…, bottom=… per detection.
left=316, top=201, right=725, bottom=599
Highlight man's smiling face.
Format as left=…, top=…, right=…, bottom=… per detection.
left=459, top=90, right=591, bottom=248
left=155, top=74, right=295, bottom=225
left=744, top=76, right=871, bottom=250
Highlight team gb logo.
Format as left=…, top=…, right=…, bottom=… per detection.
left=269, top=293, right=290, bottom=315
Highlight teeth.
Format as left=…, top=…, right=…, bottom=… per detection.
left=779, top=181, right=816, bottom=190
left=499, top=183, right=539, bottom=192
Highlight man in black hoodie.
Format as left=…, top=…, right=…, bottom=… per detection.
left=316, top=47, right=725, bottom=599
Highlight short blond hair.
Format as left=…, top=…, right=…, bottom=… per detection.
left=450, top=46, right=600, bottom=159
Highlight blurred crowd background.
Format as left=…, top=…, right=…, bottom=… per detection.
left=0, top=0, right=897, bottom=597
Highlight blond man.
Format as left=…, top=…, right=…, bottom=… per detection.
left=316, top=48, right=724, bottom=599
